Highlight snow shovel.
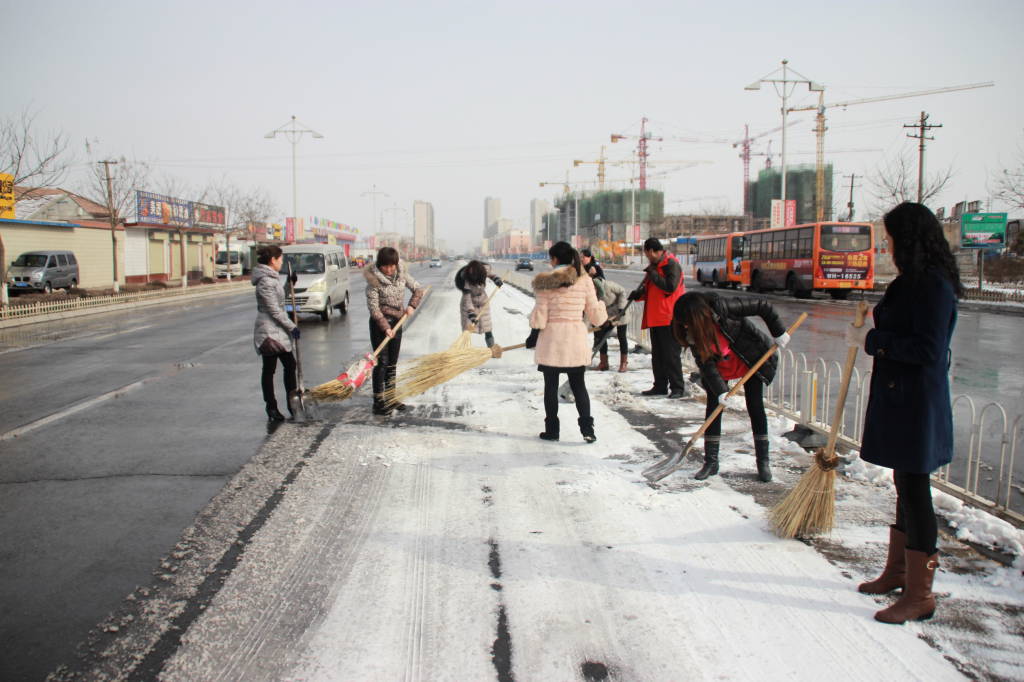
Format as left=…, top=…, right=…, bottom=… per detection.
left=559, top=299, right=635, bottom=403
left=643, top=312, right=808, bottom=483
left=285, top=262, right=312, bottom=422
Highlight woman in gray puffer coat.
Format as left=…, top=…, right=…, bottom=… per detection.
left=252, top=245, right=299, bottom=422
left=455, top=260, right=503, bottom=347
left=364, top=247, right=426, bottom=415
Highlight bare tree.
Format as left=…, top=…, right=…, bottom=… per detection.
left=78, top=156, right=152, bottom=223
left=991, top=147, right=1024, bottom=211
left=867, top=150, right=952, bottom=216
left=0, top=109, right=73, bottom=194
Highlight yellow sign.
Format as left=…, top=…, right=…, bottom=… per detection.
left=0, top=173, right=14, bottom=220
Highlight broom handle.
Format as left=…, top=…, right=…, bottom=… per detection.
left=499, top=343, right=527, bottom=351
left=371, top=285, right=432, bottom=359
left=822, top=302, right=869, bottom=459
left=469, top=283, right=503, bottom=333
left=680, top=312, right=809, bottom=453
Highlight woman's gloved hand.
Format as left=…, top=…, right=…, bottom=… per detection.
left=525, top=328, right=540, bottom=349
left=773, top=332, right=790, bottom=348
left=717, top=392, right=743, bottom=412
left=490, top=275, right=503, bottom=287
left=844, top=321, right=871, bottom=348
left=467, top=311, right=478, bottom=325
left=290, top=327, right=301, bottom=340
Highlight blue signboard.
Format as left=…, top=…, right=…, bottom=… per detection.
left=136, top=191, right=193, bottom=228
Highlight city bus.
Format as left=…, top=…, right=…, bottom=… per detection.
left=694, top=232, right=747, bottom=288
left=741, top=222, right=874, bottom=299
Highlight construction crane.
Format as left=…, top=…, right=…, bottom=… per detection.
left=788, top=81, right=995, bottom=221
left=733, top=122, right=799, bottom=217
left=610, top=117, right=663, bottom=190
left=572, top=146, right=637, bottom=191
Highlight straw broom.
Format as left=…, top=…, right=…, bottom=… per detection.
left=383, top=342, right=526, bottom=406
left=769, top=301, right=869, bottom=538
left=309, top=311, right=413, bottom=402
left=447, top=281, right=505, bottom=351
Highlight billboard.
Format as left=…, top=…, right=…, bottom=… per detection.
left=136, top=191, right=192, bottom=228
left=960, top=212, right=1007, bottom=249
left=192, top=202, right=226, bottom=228
left=0, top=173, right=14, bottom=219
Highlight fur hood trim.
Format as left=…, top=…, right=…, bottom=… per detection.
left=532, top=265, right=579, bottom=291
left=363, top=261, right=407, bottom=286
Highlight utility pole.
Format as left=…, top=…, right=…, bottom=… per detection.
left=361, top=185, right=389, bottom=237
left=844, top=173, right=859, bottom=221
left=99, top=160, right=120, bottom=292
left=904, top=111, right=942, bottom=203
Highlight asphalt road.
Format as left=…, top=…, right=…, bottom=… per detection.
left=0, top=263, right=452, bottom=681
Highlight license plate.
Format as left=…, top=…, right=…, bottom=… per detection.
left=285, top=304, right=294, bottom=312
left=14, top=282, right=28, bottom=287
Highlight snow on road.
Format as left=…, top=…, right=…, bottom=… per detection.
left=159, top=278, right=1022, bottom=681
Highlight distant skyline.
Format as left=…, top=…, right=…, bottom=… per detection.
left=6, top=0, right=1023, bottom=253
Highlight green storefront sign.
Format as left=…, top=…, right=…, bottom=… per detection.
left=960, top=212, right=1007, bottom=249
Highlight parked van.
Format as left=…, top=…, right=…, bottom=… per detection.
left=6, top=250, right=80, bottom=294
left=280, top=244, right=350, bottom=321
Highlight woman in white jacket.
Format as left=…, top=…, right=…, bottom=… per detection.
left=525, top=242, right=607, bottom=442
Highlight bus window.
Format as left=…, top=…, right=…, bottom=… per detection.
left=821, top=225, right=871, bottom=252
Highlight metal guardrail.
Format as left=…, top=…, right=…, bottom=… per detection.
left=0, top=281, right=251, bottom=320
left=503, top=266, right=1023, bottom=528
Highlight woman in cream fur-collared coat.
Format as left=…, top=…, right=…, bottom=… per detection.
left=525, top=241, right=607, bottom=443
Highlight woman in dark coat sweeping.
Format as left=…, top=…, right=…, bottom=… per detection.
left=852, top=202, right=962, bottom=625
left=671, top=292, right=790, bottom=481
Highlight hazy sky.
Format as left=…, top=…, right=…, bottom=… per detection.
left=7, top=0, right=1022, bottom=252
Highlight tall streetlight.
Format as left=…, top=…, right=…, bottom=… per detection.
left=745, top=60, right=823, bottom=203
left=264, top=115, right=323, bottom=237
left=361, top=185, right=389, bottom=236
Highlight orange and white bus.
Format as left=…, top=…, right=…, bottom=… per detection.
left=740, top=222, right=874, bottom=299
left=694, top=232, right=747, bottom=289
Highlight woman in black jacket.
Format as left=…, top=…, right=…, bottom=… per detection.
left=852, top=202, right=961, bottom=625
left=671, top=292, right=790, bottom=481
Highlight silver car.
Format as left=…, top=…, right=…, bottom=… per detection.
left=7, top=250, right=79, bottom=294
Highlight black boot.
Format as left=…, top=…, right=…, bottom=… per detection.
left=694, top=436, right=719, bottom=480
left=578, top=416, right=596, bottom=443
left=755, top=435, right=772, bottom=482
left=539, top=417, right=559, bottom=441
left=266, top=402, right=287, bottom=422
left=372, top=394, right=393, bottom=416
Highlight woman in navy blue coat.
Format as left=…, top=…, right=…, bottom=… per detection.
left=851, top=202, right=962, bottom=625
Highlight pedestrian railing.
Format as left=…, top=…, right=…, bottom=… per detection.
left=0, top=280, right=251, bottom=321
left=502, top=266, right=1022, bottom=527
left=960, top=288, right=1024, bottom=304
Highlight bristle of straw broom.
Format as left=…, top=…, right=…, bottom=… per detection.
left=768, top=452, right=837, bottom=538
left=449, top=330, right=473, bottom=351
left=309, top=380, right=355, bottom=402
left=383, top=346, right=494, bottom=405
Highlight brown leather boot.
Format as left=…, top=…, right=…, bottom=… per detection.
left=858, top=526, right=907, bottom=595
left=874, top=550, right=938, bottom=624
left=618, top=354, right=628, bottom=373
left=597, top=352, right=609, bottom=371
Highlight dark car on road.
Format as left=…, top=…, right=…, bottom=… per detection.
left=515, top=258, right=533, bottom=271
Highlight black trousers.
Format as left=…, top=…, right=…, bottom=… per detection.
left=649, top=325, right=685, bottom=392
left=702, top=377, right=767, bottom=439
left=894, top=471, right=938, bottom=555
left=261, top=351, right=297, bottom=408
left=369, top=318, right=403, bottom=396
left=596, top=325, right=629, bottom=355
left=541, top=367, right=589, bottom=420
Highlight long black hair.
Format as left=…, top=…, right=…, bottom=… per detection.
left=548, top=241, right=582, bottom=275
left=883, top=202, right=964, bottom=298
left=671, top=292, right=723, bottom=363
left=463, top=260, right=487, bottom=286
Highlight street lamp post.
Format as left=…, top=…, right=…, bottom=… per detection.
left=264, top=115, right=323, bottom=239
left=745, top=60, right=823, bottom=203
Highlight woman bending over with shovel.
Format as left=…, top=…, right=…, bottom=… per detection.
left=365, top=247, right=426, bottom=416
left=852, top=202, right=961, bottom=625
left=252, top=245, right=300, bottom=422
left=671, top=292, right=791, bottom=482
left=525, top=241, right=607, bottom=443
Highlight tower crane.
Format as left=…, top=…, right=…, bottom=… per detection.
left=733, top=122, right=799, bottom=217
left=610, top=117, right=663, bottom=190
left=787, top=81, right=994, bottom=221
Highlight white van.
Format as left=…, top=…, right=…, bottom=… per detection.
left=280, top=244, right=350, bottom=321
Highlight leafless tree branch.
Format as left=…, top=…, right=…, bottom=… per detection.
left=0, top=109, right=73, bottom=194
left=867, top=150, right=953, bottom=217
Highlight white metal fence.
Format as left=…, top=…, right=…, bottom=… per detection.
left=0, top=281, right=251, bottom=321
left=503, top=266, right=1023, bottom=527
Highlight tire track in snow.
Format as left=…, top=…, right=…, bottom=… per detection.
left=401, top=461, right=433, bottom=682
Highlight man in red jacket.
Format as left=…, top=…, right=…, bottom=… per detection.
left=628, top=238, right=687, bottom=398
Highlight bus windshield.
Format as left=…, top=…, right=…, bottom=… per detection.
left=820, top=225, right=871, bottom=252
left=215, top=252, right=240, bottom=264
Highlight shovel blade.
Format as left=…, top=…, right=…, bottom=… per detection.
left=288, top=390, right=307, bottom=423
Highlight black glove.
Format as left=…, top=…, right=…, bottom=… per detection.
left=467, top=311, right=478, bottom=324
left=291, top=327, right=301, bottom=340
left=597, top=320, right=613, bottom=334
left=289, top=271, right=298, bottom=286
left=490, top=275, right=503, bottom=287
left=525, top=328, right=540, bottom=349
left=627, top=286, right=643, bottom=302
